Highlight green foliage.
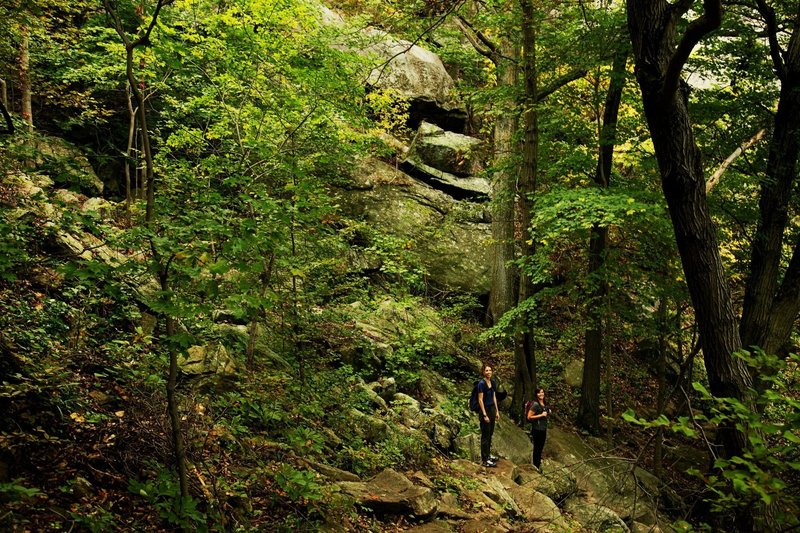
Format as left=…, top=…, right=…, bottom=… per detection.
left=623, top=350, right=800, bottom=530
left=67, top=506, right=118, bottom=533
left=364, top=231, right=428, bottom=293
left=128, top=467, right=208, bottom=532
left=286, top=427, right=325, bottom=457
left=0, top=220, right=32, bottom=281
left=365, top=88, right=411, bottom=138
left=0, top=479, right=42, bottom=501
left=275, top=465, right=323, bottom=504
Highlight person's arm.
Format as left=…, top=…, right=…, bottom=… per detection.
left=478, top=390, right=488, bottom=422
left=528, top=404, right=547, bottom=420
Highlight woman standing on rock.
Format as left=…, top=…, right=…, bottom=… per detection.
left=527, top=388, right=550, bottom=471
left=477, top=363, right=499, bottom=467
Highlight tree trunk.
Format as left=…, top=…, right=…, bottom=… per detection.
left=577, top=46, right=627, bottom=435
left=653, top=299, right=668, bottom=478
left=740, top=13, right=800, bottom=357
left=627, top=0, right=753, bottom=458
left=511, top=0, right=539, bottom=420
left=125, top=86, right=138, bottom=214
left=160, top=269, right=189, bottom=501
left=19, top=26, right=32, bottom=130
left=487, top=41, right=520, bottom=325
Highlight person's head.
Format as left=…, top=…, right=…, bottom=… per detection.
left=535, top=388, right=545, bottom=399
left=481, top=363, right=493, bottom=379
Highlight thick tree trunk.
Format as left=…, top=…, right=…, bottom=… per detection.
left=577, top=46, right=627, bottom=435
left=627, top=0, right=753, bottom=460
left=740, top=18, right=800, bottom=356
left=487, top=42, right=520, bottom=326
left=512, top=0, right=539, bottom=420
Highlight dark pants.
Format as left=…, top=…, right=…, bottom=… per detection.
left=532, top=429, right=547, bottom=468
left=479, top=404, right=497, bottom=462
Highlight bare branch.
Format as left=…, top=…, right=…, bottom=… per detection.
left=454, top=15, right=494, bottom=59
left=456, top=15, right=499, bottom=59
left=706, top=128, right=766, bottom=193
left=133, top=0, right=174, bottom=48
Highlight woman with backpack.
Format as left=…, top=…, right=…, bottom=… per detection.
left=527, top=388, right=550, bottom=472
left=477, top=363, right=500, bottom=467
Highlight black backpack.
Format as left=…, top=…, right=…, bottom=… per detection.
left=469, top=380, right=481, bottom=412
left=469, top=377, right=506, bottom=412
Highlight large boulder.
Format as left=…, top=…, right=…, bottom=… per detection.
left=19, top=136, right=104, bottom=195
left=337, top=468, right=437, bottom=518
left=455, top=413, right=534, bottom=465
left=400, top=157, right=490, bottom=199
left=408, top=122, right=485, bottom=177
left=359, top=28, right=453, bottom=104
left=178, top=344, right=238, bottom=392
left=546, top=428, right=676, bottom=526
left=563, top=499, right=630, bottom=532
left=505, top=483, right=569, bottom=529
left=337, top=158, right=491, bottom=293
left=318, top=5, right=467, bottom=131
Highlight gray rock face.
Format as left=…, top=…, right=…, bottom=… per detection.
left=408, top=122, right=485, bottom=177
left=338, top=468, right=437, bottom=517
left=177, top=344, right=239, bottom=393
left=21, top=136, right=104, bottom=194
left=400, top=157, right=490, bottom=199
left=546, top=428, right=670, bottom=527
left=360, top=28, right=454, bottom=104
left=178, top=344, right=237, bottom=376
left=564, top=499, right=630, bottom=532
left=338, top=158, right=491, bottom=293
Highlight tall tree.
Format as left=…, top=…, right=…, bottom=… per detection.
left=577, top=43, right=628, bottom=435
left=514, top=0, right=539, bottom=418
left=103, top=0, right=188, bottom=502
left=626, top=0, right=753, bottom=455
left=739, top=1, right=800, bottom=357
left=19, top=26, right=31, bottom=130
left=454, top=12, right=520, bottom=325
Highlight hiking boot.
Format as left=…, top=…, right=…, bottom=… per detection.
left=489, top=454, right=499, bottom=462
left=482, top=460, right=497, bottom=468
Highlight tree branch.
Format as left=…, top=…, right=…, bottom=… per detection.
left=663, top=0, right=723, bottom=100
left=755, top=0, right=786, bottom=80
left=454, top=15, right=495, bottom=59
left=705, top=128, right=766, bottom=193
left=132, top=0, right=175, bottom=48
left=537, top=68, right=588, bottom=102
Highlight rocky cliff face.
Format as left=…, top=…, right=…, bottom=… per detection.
left=323, top=8, right=494, bottom=295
